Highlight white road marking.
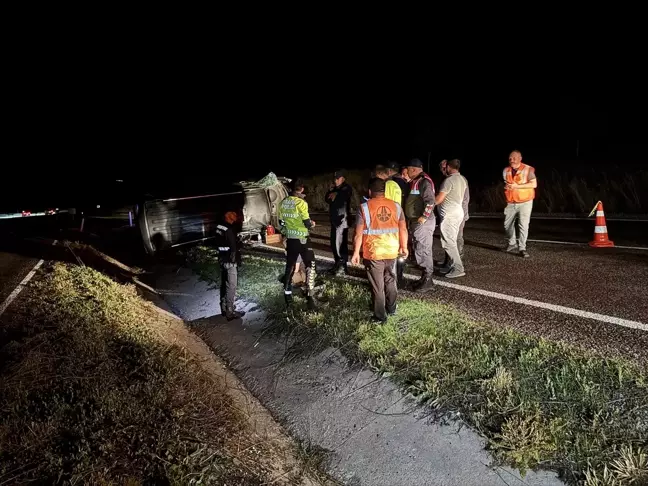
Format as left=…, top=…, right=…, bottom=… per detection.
left=0, top=240, right=58, bottom=317
left=528, top=239, right=648, bottom=251
left=252, top=243, right=648, bottom=332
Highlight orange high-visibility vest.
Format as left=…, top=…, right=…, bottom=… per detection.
left=503, top=163, right=535, bottom=203
left=360, top=197, right=401, bottom=260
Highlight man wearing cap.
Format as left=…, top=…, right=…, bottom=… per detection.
left=325, top=169, right=353, bottom=275
left=387, top=161, right=409, bottom=198
left=278, top=181, right=317, bottom=310
left=351, top=177, right=409, bottom=323
left=214, top=211, right=246, bottom=320
left=374, top=165, right=402, bottom=206
left=405, top=158, right=436, bottom=291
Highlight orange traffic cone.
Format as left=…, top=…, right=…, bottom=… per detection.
left=588, top=201, right=614, bottom=248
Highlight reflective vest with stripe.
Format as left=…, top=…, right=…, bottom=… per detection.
left=503, top=164, right=535, bottom=203
left=405, top=173, right=435, bottom=219
left=360, top=197, right=401, bottom=260
left=385, top=179, right=402, bottom=206
left=278, top=196, right=310, bottom=239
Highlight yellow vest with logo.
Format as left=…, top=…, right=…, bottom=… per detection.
left=278, top=196, right=310, bottom=239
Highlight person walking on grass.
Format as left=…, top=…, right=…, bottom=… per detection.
left=278, top=181, right=317, bottom=310
left=351, top=178, right=408, bottom=323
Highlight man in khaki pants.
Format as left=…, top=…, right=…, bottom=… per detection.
left=503, top=150, right=537, bottom=258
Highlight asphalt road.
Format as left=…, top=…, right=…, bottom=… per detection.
left=2, top=213, right=647, bottom=362
left=302, top=215, right=648, bottom=363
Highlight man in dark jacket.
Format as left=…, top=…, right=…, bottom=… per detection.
left=405, top=158, right=436, bottom=291
left=325, top=169, right=353, bottom=275
left=215, top=211, right=246, bottom=320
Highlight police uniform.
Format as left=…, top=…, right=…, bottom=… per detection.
left=278, top=191, right=316, bottom=308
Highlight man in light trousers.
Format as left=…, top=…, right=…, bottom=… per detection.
left=502, top=150, right=537, bottom=258
left=435, top=159, right=467, bottom=278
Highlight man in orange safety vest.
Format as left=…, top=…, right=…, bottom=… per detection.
left=351, top=178, right=409, bottom=323
left=503, top=150, right=537, bottom=258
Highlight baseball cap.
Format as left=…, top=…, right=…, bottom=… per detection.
left=407, top=158, right=423, bottom=168
left=334, top=170, right=346, bottom=178
left=386, top=161, right=400, bottom=170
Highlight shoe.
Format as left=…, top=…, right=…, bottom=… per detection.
left=386, top=305, right=397, bottom=316
left=371, top=315, right=387, bottom=324
left=519, top=250, right=530, bottom=258
left=437, top=265, right=451, bottom=275
left=504, top=244, right=518, bottom=253
left=285, top=293, right=293, bottom=307
left=444, top=269, right=466, bottom=278
left=306, top=297, right=317, bottom=311
left=412, top=273, right=435, bottom=291
left=225, top=310, right=246, bottom=321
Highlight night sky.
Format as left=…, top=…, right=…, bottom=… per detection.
left=4, top=73, right=647, bottom=211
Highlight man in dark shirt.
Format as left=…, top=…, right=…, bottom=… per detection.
left=325, top=169, right=353, bottom=275
left=214, top=211, right=246, bottom=320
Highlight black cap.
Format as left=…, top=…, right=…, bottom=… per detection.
left=386, top=161, right=400, bottom=170
left=334, top=170, right=345, bottom=178
left=407, top=158, right=423, bottom=168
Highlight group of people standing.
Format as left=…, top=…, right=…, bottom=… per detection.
left=216, top=150, right=537, bottom=323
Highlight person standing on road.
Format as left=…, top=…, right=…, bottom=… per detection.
left=351, top=178, right=409, bottom=323
left=503, top=150, right=537, bottom=258
left=405, top=158, right=436, bottom=291
left=435, top=159, right=468, bottom=278
left=325, top=170, right=353, bottom=275
left=278, top=181, right=317, bottom=310
left=215, top=211, right=246, bottom=320
left=374, top=165, right=402, bottom=205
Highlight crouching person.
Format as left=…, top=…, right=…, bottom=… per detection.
left=215, top=211, right=246, bottom=320
left=351, top=178, right=408, bottom=323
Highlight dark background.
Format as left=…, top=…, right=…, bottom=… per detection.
left=3, top=36, right=647, bottom=212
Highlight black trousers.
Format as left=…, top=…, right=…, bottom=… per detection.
left=366, top=259, right=397, bottom=320
left=330, top=225, right=349, bottom=265
left=219, top=263, right=237, bottom=313
left=284, top=238, right=315, bottom=300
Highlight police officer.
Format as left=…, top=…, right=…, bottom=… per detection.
left=215, top=211, right=246, bottom=320
left=325, top=169, right=353, bottom=275
left=351, top=178, right=408, bottom=323
left=387, top=161, right=409, bottom=198
left=374, top=165, right=402, bottom=206
left=278, top=181, right=317, bottom=310
left=405, top=158, right=436, bottom=291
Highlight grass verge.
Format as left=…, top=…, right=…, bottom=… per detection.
left=188, top=247, right=648, bottom=486
left=0, top=262, right=326, bottom=485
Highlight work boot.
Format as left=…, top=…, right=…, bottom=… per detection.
left=444, top=269, right=466, bottom=278
left=225, top=309, right=246, bottom=321
left=519, top=250, right=530, bottom=258
left=285, top=292, right=293, bottom=307
left=412, top=272, right=434, bottom=291
left=306, top=296, right=317, bottom=311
